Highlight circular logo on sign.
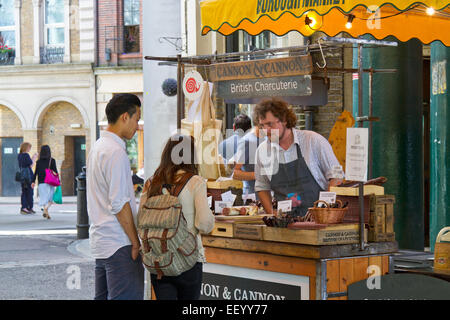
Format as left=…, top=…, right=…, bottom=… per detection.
left=183, top=70, right=203, bottom=101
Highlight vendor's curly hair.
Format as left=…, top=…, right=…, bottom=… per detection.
left=253, top=98, right=297, bottom=129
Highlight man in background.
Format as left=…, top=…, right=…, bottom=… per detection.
left=219, top=114, right=252, bottom=163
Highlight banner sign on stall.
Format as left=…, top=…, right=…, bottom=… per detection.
left=201, top=263, right=310, bottom=300
left=217, top=75, right=312, bottom=100
left=183, top=70, right=204, bottom=101
left=345, top=127, right=369, bottom=182
left=208, top=55, right=313, bottom=82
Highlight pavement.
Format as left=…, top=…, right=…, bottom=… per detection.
left=0, top=196, right=91, bottom=259
left=0, top=196, right=77, bottom=204
left=0, top=195, right=142, bottom=261
left=67, top=237, right=92, bottom=259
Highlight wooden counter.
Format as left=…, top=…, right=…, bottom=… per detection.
left=201, top=235, right=398, bottom=300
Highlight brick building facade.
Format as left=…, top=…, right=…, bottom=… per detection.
left=95, top=0, right=144, bottom=173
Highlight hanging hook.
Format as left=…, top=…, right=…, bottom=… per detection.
left=316, top=38, right=327, bottom=69
left=305, top=39, right=310, bottom=55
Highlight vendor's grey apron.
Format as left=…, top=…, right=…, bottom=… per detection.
left=270, top=144, right=323, bottom=217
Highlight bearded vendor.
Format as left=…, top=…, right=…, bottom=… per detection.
left=254, top=98, right=343, bottom=217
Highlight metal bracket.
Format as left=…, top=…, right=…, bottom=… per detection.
left=355, top=116, right=380, bottom=122
left=158, top=37, right=184, bottom=52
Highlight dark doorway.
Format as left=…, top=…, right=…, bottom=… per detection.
left=1, top=137, right=23, bottom=196
left=73, top=136, right=86, bottom=195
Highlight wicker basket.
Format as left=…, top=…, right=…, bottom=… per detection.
left=308, top=200, right=348, bottom=224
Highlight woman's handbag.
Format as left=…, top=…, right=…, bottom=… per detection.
left=44, top=158, right=60, bottom=186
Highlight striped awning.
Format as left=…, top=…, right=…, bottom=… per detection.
left=200, top=0, right=450, bottom=45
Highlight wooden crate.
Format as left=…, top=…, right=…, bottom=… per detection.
left=336, top=195, right=371, bottom=223
left=234, top=224, right=265, bottom=240
left=262, top=223, right=363, bottom=246
left=210, top=220, right=263, bottom=238
left=210, top=221, right=235, bottom=238
left=368, top=195, right=395, bottom=242
left=330, top=185, right=384, bottom=196
left=368, top=231, right=396, bottom=242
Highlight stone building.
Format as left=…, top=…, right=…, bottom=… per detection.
left=0, top=0, right=144, bottom=197
left=0, top=0, right=95, bottom=196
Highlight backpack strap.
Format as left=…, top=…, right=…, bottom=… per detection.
left=171, top=172, right=195, bottom=197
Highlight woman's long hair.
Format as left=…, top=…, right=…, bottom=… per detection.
left=19, top=142, right=31, bottom=154
left=39, top=145, right=52, bottom=160
left=148, top=134, right=198, bottom=196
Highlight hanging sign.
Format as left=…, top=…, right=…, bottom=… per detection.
left=217, top=75, right=312, bottom=99
left=208, top=55, right=313, bottom=82
left=183, top=70, right=204, bottom=101
left=345, top=127, right=369, bottom=182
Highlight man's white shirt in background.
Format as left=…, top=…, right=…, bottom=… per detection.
left=87, top=131, right=137, bottom=259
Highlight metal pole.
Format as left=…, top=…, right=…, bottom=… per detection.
left=76, top=167, right=89, bottom=239
left=368, top=70, right=373, bottom=180
left=358, top=44, right=365, bottom=251
left=176, top=54, right=182, bottom=129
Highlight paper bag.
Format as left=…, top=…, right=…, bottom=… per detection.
left=181, top=81, right=222, bottom=180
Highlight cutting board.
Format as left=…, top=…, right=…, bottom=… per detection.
left=214, top=214, right=272, bottom=222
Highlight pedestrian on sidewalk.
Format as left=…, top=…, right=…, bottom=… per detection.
left=17, top=142, right=38, bottom=215
left=33, top=145, right=58, bottom=220
left=87, top=93, right=144, bottom=300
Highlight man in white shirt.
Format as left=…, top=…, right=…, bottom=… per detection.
left=87, top=93, right=144, bottom=300
left=253, top=98, right=343, bottom=217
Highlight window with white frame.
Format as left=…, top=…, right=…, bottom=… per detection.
left=123, top=0, right=140, bottom=53
left=0, top=0, right=15, bottom=49
left=44, top=0, right=64, bottom=47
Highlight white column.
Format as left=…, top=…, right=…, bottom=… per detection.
left=32, top=0, right=42, bottom=64
left=14, top=0, right=22, bottom=65
left=143, top=0, right=181, bottom=177
left=186, top=0, right=197, bottom=56
left=63, top=0, right=71, bottom=63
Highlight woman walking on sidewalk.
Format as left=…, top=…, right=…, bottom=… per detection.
left=34, top=145, right=58, bottom=219
left=17, top=142, right=38, bottom=214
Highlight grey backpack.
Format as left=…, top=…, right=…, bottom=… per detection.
left=137, top=172, right=198, bottom=279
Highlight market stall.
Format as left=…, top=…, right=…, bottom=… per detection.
left=145, top=40, right=400, bottom=300
left=143, top=0, right=450, bottom=300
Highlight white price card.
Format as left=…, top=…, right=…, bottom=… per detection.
left=277, top=200, right=292, bottom=213
left=221, top=191, right=236, bottom=205
left=215, top=201, right=232, bottom=214
left=245, top=193, right=256, bottom=202
left=207, top=196, right=212, bottom=208
left=319, top=192, right=336, bottom=204
left=345, top=127, right=369, bottom=182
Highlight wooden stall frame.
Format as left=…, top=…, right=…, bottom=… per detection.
left=144, top=37, right=398, bottom=252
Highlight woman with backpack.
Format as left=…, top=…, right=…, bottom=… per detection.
left=17, top=142, right=38, bottom=214
left=34, top=145, right=58, bottom=220
left=139, top=134, right=214, bottom=300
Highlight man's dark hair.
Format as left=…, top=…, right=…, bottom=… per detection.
left=234, top=114, right=252, bottom=132
left=105, top=93, right=141, bottom=124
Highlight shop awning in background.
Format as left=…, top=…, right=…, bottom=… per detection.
left=200, top=0, right=450, bottom=45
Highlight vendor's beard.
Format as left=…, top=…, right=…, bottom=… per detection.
left=268, top=127, right=286, bottom=144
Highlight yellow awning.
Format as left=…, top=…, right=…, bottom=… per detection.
left=200, top=0, right=450, bottom=45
